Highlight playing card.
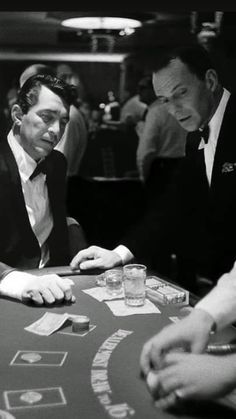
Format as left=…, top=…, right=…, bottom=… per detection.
left=4, top=387, right=66, bottom=410
left=10, top=350, right=68, bottom=366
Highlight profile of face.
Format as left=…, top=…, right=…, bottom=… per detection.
left=12, top=85, right=69, bottom=161
left=152, top=58, right=217, bottom=132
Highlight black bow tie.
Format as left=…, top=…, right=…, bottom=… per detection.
left=30, top=159, right=48, bottom=181
left=199, top=125, right=210, bottom=144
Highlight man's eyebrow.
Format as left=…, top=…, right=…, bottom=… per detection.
left=155, top=83, right=185, bottom=98
left=171, top=83, right=185, bottom=93
left=38, top=109, right=58, bottom=113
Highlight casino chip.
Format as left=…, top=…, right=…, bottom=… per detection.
left=20, top=391, right=42, bottom=404
left=72, top=315, right=90, bottom=332
left=20, top=352, right=42, bottom=363
left=0, top=410, right=15, bottom=419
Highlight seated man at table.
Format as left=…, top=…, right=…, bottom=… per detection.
left=140, top=262, right=236, bottom=410
left=70, top=44, right=236, bottom=297
left=0, top=74, right=78, bottom=306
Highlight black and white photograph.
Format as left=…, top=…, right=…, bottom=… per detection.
left=1, top=9, right=236, bottom=419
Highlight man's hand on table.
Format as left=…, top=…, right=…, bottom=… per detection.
left=70, top=246, right=122, bottom=270
left=140, top=308, right=216, bottom=377
left=0, top=271, right=75, bottom=305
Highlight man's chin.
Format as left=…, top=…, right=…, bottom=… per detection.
left=179, top=122, right=198, bottom=132
left=35, top=146, right=53, bottom=158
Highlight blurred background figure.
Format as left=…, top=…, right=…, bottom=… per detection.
left=136, top=75, right=187, bottom=200
left=103, top=90, right=120, bottom=122
left=55, top=63, right=88, bottom=177
left=87, top=107, right=103, bottom=139
left=0, top=85, right=18, bottom=137
left=119, top=88, right=147, bottom=138
left=19, top=63, right=56, bottom=88
left=55, top=63, right=85, bottom=105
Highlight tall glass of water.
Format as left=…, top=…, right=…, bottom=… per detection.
left=123, top=264, right=147, bottom=306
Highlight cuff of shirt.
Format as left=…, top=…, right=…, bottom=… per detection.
left=0, top=268, right=16, bottom=282
left=0, top=270, right=32, bottom=299
left=195, top=285, right=233, bottom=331
left=113, top=245, right=134, bottom=265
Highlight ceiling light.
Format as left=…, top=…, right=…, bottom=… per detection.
left=61, top=17, right=141, bottom=30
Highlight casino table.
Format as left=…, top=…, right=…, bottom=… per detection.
left=1, top=268, right=236, bottom=419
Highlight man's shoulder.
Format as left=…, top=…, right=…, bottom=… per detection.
left=46, top=150, right=67, bottom=176
left=0, top=138, right=14, bottom=170
left=225, top=91, right=236, bottom=115
left=49, top=149, right=66, bottom=164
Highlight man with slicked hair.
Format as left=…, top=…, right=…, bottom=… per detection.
left=0, top=74, right=76, bottom=306
left=71, top=44, right=236, bottom=296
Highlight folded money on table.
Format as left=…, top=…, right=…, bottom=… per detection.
left=25, top=312, right=80, bottom=336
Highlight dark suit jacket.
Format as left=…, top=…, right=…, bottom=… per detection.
left=0, top=140, right=70, bottom=278
left=122, top=93, right=236, bottom=284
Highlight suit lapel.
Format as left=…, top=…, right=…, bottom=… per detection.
left=210, top=94, right=236, bottom=194
left=186, top=131, right=209, bottom=196
left=1, top=140, right=40, bottom=250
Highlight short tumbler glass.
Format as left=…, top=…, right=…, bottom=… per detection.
left=123, top=264, right=147, bottom=306
left=105, top=269, right=123, bottom=296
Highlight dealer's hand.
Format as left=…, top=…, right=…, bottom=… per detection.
left=146, top=352, right=236, bottom=410
left=140, top=308, right=215, bottom=376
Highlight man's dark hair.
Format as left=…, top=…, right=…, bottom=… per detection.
left=138, top=75, right=153, bottom=90
left=19, top=63, right=56, bottom=88
left=17, top=74, right=74, bottom=114
left=153, top=44, right=217, bottom=81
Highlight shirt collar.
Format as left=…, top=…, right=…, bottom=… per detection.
left=7, top=130, right=37, bottom=182
left=198, top=88, right=230, bottom=150
left=208, top=88, right=231, bottom=146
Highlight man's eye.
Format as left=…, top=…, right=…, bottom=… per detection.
left=40, top=114, right=52, bottom=123
left=177, top=89, right=187, bottom=97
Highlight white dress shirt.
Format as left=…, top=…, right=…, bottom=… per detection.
left=8, top=130, right=53, bottom=267
left=200, top=88, right=230, bottom=185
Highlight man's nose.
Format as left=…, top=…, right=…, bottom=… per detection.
left=48, top=120, right=60, bottom=136
left=166, top=99, right=181, bottom=118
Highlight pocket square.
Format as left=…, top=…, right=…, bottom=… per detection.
left=222, top=162, right=236, bottom=173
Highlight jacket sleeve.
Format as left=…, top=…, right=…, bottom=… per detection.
left=0, top=262, right=16, bottom=281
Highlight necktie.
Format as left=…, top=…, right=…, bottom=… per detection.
left=30, top=159, right=48, bottom=181
left=200, top=125, right=210, bottom=144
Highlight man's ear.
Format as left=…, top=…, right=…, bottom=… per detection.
left=205, top=69, right=218, bottom=92
left=11, top=104, right=23, bottom=126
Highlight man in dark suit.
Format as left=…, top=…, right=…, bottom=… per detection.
left=71, top=45, right=236, bottom=295
left=0, top=74, right=76, bottom=305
